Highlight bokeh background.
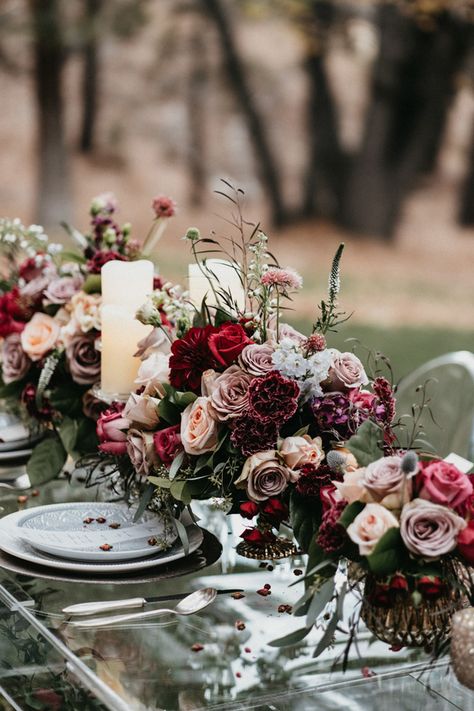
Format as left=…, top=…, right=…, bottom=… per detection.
left=1, top=0, right=474, bottom=378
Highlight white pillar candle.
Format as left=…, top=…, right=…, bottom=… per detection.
left=100, top=305, right=150, bottom=396
left=101, top=259, right=154, bottom=312
left=188, top=260, right=245, bottom=312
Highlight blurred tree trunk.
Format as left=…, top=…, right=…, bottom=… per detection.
left=201, top=0, right=287, bottom=225
left=79, top=0, right=101, bottom=153
left=340, top=7, right=470, bottom=239
left=301, top=0, right=345, bottom=218
left=30, top=0, right=71, bottom=228
left=459, top=119, right=474, bottom=225
left=187, top=17, right=207, bottom=207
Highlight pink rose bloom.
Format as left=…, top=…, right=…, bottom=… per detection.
left=1, top=333, right=31, bottom=383
left=208, top=365, right=253, bottom=421
left=43, top=274, right=84, bottom=305
left=279, top=435, right=324, bottom=470
left=348, top=389, right=376, bottom=411
left=135, top=351, right=169, bottom=391
left=127, top=429, right=158, bottom=480
left=238, top=343, right=275, bottom=377
left=97, top=408, right=131, bottom=455
left=134, top=327, right=171, bottom=360
left=273, top=323, right=306, bottom=346
left=327, top=351, right=369, bottom=391
left=361, top=455, right=412, bottom=509
left=201, top=369, right=218, bottom=397
left=153, top=425, right=182, bottom=465
left=21, top=312, right=60, bottom=361
left=400, top=498, right=466, bottom=558
left=347, top=503, right=400, bottom=556
left=235, top=450, right=297, bottom=502
left=181, top=397, right=219, bottom=455
left=334, top=468, right=366, bottom=504
left=417, top=460, right=473, bottom=511
left=124, top=392, right=160, bottom=430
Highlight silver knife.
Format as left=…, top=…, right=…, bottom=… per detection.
left=62, top=588, right=243, bottom=617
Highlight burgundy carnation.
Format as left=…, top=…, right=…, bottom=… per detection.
left=311, top=392, right=359, bottom=440
left=169, top=325, right=220, bottom=393
left=295, top=463, right=336, bottom=498
left=86, top=250, right=128, bottom=274
left=316, top=500, right=347, bottom=553
left=230, top=415, right=278, bottom=456
left=248, top=371, right=299, bottom=424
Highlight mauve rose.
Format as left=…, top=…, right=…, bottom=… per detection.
left=127, top=429, right=158, bottom=480
left=235, top=450, right=296, bottom=502
left=21, top=312, right=60, bottom=361
left=400, top=498, right=466, bottom=559
left=457, top=520, right=474, bottom=565
left=43, top=274, right=84, bottom=305
left=21, top=271, right=55, bottom=300
left=326, top=351, right=369, bottom=391
left=1, top=333, right=31, bottom=383
left=208, top=365, right=253, bottom=421
left=417, top=460, right=473, bottom=511
left=208, top=322, right=253, bottom=368
left=153, top=424, right=182, bottom=465
left=124, top=392, right=160, bottom=429
left=134, top=327, right=171, bottom=359
left=181, top=396, right=219, bottom=455
left=238, top=343, right=275, bottom=376
left=279, top=435, right=324, bottom=470
left=135, top=351, right=170, bottom=391
left=97, top=408, right=130, bottom=455
left=361, top=455, right=412, bottom=509
left=66, top=333, right=100, bottom=385
left=347, top=503, right=399, bottom=556
left=274, top=323, right=306, bottom=345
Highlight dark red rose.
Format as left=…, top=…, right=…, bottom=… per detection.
left=86, top=250, right=128, bottom=274
left=208, top=322, right=253, bottom=368
left=230, top=415, right=278, bottom=456
left=0, top=288, right=28, bottom=337
left=389, top=574, right=409, bottom=592
left=240, top=527, right=275, bottom=545
left=458, top=519, right=474, bottom=565
left=416, top=576, right=445, bottom=600
left=248, top=371, right=300, bottom=424
left=370, top=583, right=391, bottom=608
left=261, top=497, right=288, bottom=524
left=153, top=425, right=182, bottom=465
left=240, top=501, right=259, bottom=519
left=169, top=325, right=220, bottom=393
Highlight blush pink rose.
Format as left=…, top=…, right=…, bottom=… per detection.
left=123, top=392, right=160, bottom=430
left=327, top=351, right=369, bottom=391
left=180, top=397, right=219, bottom=455
left=279, top=435, right=324, bottom=470
left=417, top=460, right=473, bottom=511
left=20, top=312, right=60, bottom=361
left=334, top=468, right=366, bottom=504
left=347, top=503, right=399, bottom=556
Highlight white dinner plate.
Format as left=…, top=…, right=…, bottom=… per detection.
left=0, top=434, right=43, bottom=453
left=0, top=449, right=33, bottom=462
left=0, top=508, right=203, bottom=573
left=13, top=502, right=179, bottom=562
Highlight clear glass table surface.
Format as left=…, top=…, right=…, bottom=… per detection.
left=0, top=479, right=473, bottom=711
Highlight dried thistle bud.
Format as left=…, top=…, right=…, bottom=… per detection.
left=326, top=450, right=347, bottom=473
left=401, top=450, right=418, bottom=476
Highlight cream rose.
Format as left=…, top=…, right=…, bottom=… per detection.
left=279, top=435, right=324, bottom=470
left=334, top=468, right=366, bottom=504
left=181, top=397, right=219, bottom=455
left=347, top=503, right=399, bottom=556
left=135, top=351, right=170, bottom=390
left=124, top=392, right=160, bottom=430
left=62, top=291, right=101, bottom=338
left=20, top=312, right=60, bottom=361
left=235, top=450, right=297, bottom=502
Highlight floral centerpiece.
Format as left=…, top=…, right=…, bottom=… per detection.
left=92, top=186, right=392, bottom=559
left=0, top=194, right=176, bottom=486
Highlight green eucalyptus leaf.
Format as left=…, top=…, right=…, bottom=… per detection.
left=338, top=501, right=365, bottom=529
left=346, top=419, right=382, bottom=466
left=306, top=577, right=335, bottom=628
left=158, top=398, right=181, bottom=425
left=169, top=450, right=185, bottom=481
left=148, top=476, right=172, bottom=489
left=268, top=626, right=311, bottom=648
left=366, top=527, right=405, bottom=576
left=170, top=479, right=192, bottom=505
left=174, top=391, right=197, bottom=408
left=174, top=517, right=190, bottom=556
left=58, top=417, right=78, bottom=455
left=26, top=437, right=67, bottom=485
left=133, top=483, right=155, bottom=523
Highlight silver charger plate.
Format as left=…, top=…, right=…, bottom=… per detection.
left=12, top=502, right=179, bottom=562
left=0, top=508, right=203, bottom=573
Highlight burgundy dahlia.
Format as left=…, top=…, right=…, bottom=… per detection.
left=230, top=415, right=278, bottom=456
left=316, top=500, right=347, bottom=553
left=248, top=371, right=299, bottom=424
left=311, top=392, right=358, bottom=440
left=295, top=463, right=335, bottom=498
left=169, top=325, right=220, bottom=393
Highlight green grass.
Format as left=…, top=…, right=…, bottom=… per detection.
left=288, top=320, right=474, bottom=382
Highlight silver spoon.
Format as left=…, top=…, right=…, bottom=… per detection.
left=68, top=587, right=218, bottom=628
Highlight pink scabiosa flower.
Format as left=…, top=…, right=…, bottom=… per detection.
left=261, top=267, right=302, bottom=291
left=152, top=195, right=177, bottom=218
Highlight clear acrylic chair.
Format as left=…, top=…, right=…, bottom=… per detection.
left=395, top=351, right=474, bottom=460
